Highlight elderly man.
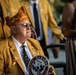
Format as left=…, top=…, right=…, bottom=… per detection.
left=0, top=6, right=56, bottom=75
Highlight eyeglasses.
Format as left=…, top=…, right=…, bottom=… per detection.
left=15, top=23, right=32, bottom=28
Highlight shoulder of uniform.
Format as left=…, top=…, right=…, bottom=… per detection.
left=27, top=38, right=39, bottom=43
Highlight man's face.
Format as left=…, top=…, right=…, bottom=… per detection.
left=13, top=20, right=31, bottom=39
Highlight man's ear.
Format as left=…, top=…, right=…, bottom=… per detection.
left=10, top=26, right=16, bottom=34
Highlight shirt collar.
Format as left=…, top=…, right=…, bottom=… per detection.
left=30, top=0, right=38, bottom=6
left=12, top=36, right=27, bottom=48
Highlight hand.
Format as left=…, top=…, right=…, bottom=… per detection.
left=60, top=37, right=66, bottom=43
left=47, top=68, right=54, bottom=75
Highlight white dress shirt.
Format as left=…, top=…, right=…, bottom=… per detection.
left=12, top=36, right=32, bottom=75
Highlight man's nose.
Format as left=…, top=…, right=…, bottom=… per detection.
left=26, top=25, right=31, bottom=30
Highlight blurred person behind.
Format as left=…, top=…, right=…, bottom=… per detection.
left=62, top=0, right=76, bottom=75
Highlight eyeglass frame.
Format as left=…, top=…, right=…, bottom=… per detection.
left=13, top=23, right=32, bottom=28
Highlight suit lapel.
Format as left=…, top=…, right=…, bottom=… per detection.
left=38, top=1, right=47, bottom=34
left=8, top=37, right=25, bottom=74
left=39, top=0, right=45, bottom=25
left=26, top=40, right=39, bottom=57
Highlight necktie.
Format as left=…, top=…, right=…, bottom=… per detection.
left=21, top=45, right=30, bottom=67
left=33, top=3, right=40, bottom=37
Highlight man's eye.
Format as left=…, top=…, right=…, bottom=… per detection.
left=25, top=24, right=28, bottom=27
left=19, top=23, right=31, bottom=28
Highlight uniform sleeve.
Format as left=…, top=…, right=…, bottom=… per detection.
left=47, top=1, right=64, bottom=39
